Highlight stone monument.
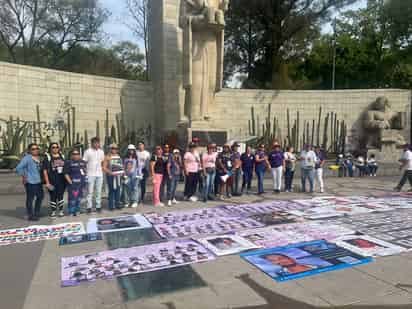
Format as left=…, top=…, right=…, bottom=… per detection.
left=363, top=96, right=406, bottom=161
left=179, top=0, right=229, bottom=122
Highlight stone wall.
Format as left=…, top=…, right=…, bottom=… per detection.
left=207, top=88, right=411, bottom=150
left=0, top=61, right=154, bottom=142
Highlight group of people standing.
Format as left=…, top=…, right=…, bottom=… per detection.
left=15, top=137, right=329, bottom=221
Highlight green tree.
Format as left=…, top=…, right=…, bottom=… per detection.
left=0, top=0, right=109, bottom=65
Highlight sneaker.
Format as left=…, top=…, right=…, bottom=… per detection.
left=189, top=196, right=198, bottom=202
left=58, top=210, right=65, bottom=217
left=320, top=189, right=324, bottom=193
left=50, top=211, right=56, bottom=218
left=172, top=198, right=179, bottom=204
left=131, top=203, right=138, bottom=208
left=96, top=208, right=102, bottom=213
left=155, top=203, right=165, bottom=207
left=394, top=187, right=401, bottom=192
left=86, top=208, right=92, bottom=214
left=227, top=194, right=232, bottom=198
left=167, top=200, right=172, bottom=207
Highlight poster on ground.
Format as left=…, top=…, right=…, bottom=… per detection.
left=241, top=240, right=372, bottom=282
left=334, top=235, right=406, bottom=257
left=218, top=200, right=306, bottom=218
left=194, top=234, right=261, bottom=256
left=238, top=222, right=354, bottom=249
left=290, top=204, right=372, bottom=220
left=154, top=217, right=264, bottom=239
left=250, top=211, right=304, bottom=226
left=59, top=233, right=103, bottom=246
left=330, top=210, right=412, bottom=250
left=87, top=214, right=152, bottom=233
left=0, top=222, right=85, bottom=246
left=144, top=208, right=230, bottom=225
left=61, top=239, right=215, bottom=287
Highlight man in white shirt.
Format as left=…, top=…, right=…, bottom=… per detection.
left=83, top=137, right=105, bottom=213
left=300, top=144, right=317, bottom=193
left=395, top=144, right=412, bottom=191
left=137, top=141, right=151, bottom=202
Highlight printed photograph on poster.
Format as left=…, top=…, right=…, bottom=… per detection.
left=334, top=235, right=406, bottom=257
left=154, top=217, right=264, bottom=239
left=59, top=233, right=103, bottom=246
left=241, top=240, right=372, bottom=282
left=87, top=214, right=152, bottom=233
left=61, top=239, right=215, bottom=287
left=144, top=208, right=230, bottom=225
left=0, top=223, right=85, bottom=246
left=194, top=234, right=261, bottom=256
left=250, top=211, right=304, bottom=226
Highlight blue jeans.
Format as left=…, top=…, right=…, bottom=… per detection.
left=232, top=168, right=242, bottom=195
left=301, top=168, right=314, bottom=192
left=284, top=167, right=295, bottom=191
left=107, top=175, right=121, bottom=209
left=25, top=183, right=44, bottom=218
left=121, top=177, right=140, bottom=205
left=242, top=168, right=253, bottom=192
left=68, top=182, right=83, bottom=215
left=203, top=169, right=216, bottom=201
left=368, top=165, right=378, bottom=175
left=170, top=175, right=180, bottom=200
left=160, top=175, right=172, bottom=201
left=256, top=168, right=265, bottom=194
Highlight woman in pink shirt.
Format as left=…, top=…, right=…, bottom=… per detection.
left=184, top=143, right=201, bottom=202
left=202, top=143, right=217, bottom=202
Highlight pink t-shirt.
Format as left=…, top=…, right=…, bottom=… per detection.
left=184, top=152, right=200, bottom=173
left=202, top=152, right=217, bottom=169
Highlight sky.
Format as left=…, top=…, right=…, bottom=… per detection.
left=101, top=0, right=367, bottom=46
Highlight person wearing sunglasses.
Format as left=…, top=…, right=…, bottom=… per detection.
left=64, top=149, right=87, bottom=216
left=103, top=143, right=124, bottom=210
left=16, top=143, right=44, bottom=221
left=42, top=143, right=66, bottom=217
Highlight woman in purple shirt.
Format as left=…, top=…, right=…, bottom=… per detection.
left=255, top=144, right=269, bottom=194
left=268, top=142, right=285, bottom=193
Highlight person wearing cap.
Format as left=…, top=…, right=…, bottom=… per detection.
left=217, top=143, right=233, bottom=199
left=240, top=146, right=255, bottom=194
left=167, top=149, right=183, bottom=206
left=103, top=143, right=124, bottom=210
left=83, top=137, right=105, bottom=213
left=314, top=145, right=326, bottom=193
left=121, top=144, right=141, bottom=208
left=395, top=144, right=412, bottom=191
left=300, top=144, right=316, bottom=193
left=336, top=154, right=345, bottom=177
left=137, top=141, right=151, bottom=203
left=255, top=144, right=269, bottom=195
left=268, top=141, right=285, bottom=194
left=64, top=148, right=87, bottom=216
left=184, top=142, right=201, bottom=202
left=160, top=144, right=173, bottom=203
left=151, top=145, right=167, bottom=206
left=202, top=143, right=218, bottom=202
left=231, top=142, right=242, bottom=196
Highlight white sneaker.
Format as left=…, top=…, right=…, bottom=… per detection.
left=172, top=198, right=179, bottom=204
left=189, top=196, right=198, bottom=202
left=58, top=210, right=65, bottom=217
left=320, top=189, right=324, bottom=193
left=131, top=203, right=138, bottom=208
left=155, top=203, right=165, bottom=207
left=167, top=200, right=172, bottom=207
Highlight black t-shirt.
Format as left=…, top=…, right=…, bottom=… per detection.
left=151, top=154, right=167, bottom=175
left=161, top=153, right=172, bottom=175
left=42, top=155, right=66, bottom=184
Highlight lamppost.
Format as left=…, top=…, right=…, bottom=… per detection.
left=332, top=18, right=337, bottom=90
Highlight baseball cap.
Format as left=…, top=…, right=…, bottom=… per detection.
left=127, top=144, right=136, bottom=150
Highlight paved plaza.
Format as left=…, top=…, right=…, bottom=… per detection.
left=1, top=174, right=412, bottom=309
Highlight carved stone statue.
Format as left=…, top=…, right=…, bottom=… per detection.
left=180, top=0, right=229, bottom=122
left=363, top=96, right=406, bottom=149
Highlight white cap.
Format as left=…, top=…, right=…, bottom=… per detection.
left=338, top=154, right=343, bottom=158
left=127, top=144, right=136, bottom=150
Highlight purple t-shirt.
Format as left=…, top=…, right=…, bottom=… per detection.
left=241, top=153, right=255, bottom=170
left=268, top=151, right=284, bottom=168
left=255, top=150, right=266, bottom=171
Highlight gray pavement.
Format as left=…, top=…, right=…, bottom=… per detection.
left=1, top=173, right=412, bottom=309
